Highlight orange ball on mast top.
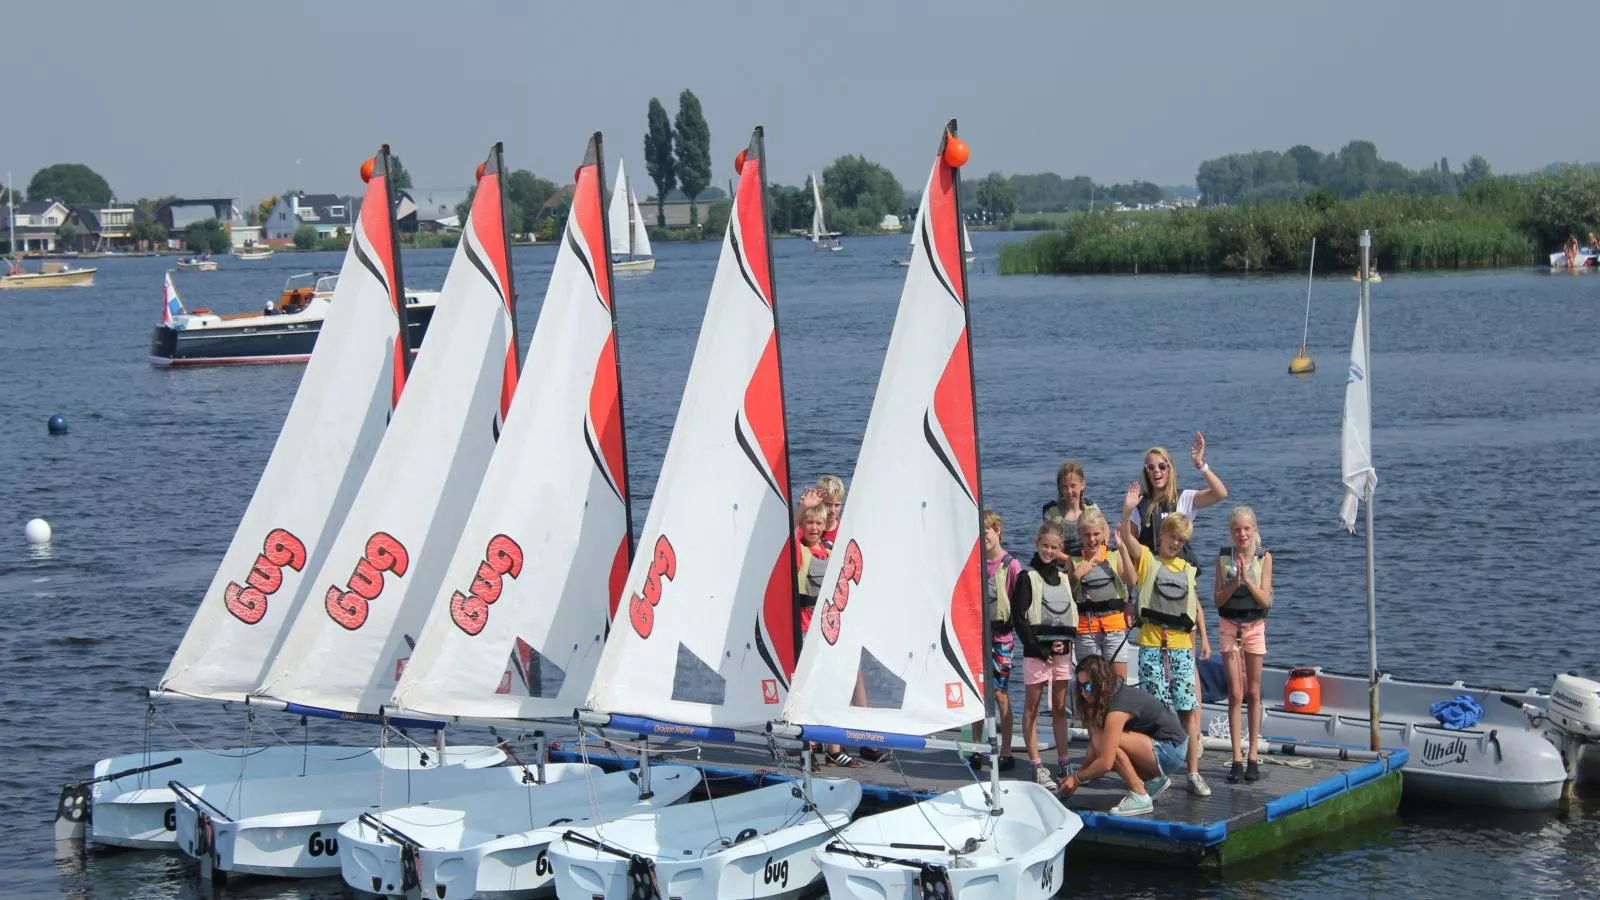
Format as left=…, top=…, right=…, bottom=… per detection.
left=942, top=137, right=970, bottom=169
left=734, top=149, right=748, bottom=174
left=476, top=161, right=487, bottom=182
left=360, top=157, right=376, bottom=183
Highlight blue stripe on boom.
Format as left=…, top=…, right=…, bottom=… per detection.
left=606, top=714, right=740, bottom=745
left=798, top=725, right=928, bottom=751
left=282, top=702, right=444, bottom=731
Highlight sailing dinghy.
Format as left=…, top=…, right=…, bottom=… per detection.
left=169, top=144, right=596, bottom=880
left=810, top=171, right=842, bottom=251
left=68, top=146, right=504, bottom=853
left=549, top=126, right=862, bottom=900
left=777, top=122, right=1081, bottom=900
left=335, top=134, right=701, bottom=900
left=609, top=158, right=655, bottom=273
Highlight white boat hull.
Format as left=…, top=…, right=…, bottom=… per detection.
left=552, top=777, right=862, bottom=900
left=0, top=267, right=96, bottom=289
left=173, top=762, right=593, bottom=879
left=340, top=764, right=702, bottom=898
left=613, top=257, right=655, bottom=273
left=86, top=744, right=504, bottom=849
left=1202, top=665, right=1577, bottom=810
left=816, top=782, right=1080, bottom=900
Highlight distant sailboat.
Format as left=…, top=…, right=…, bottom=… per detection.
left=609, top=158, right=655, bottom=273
left=964, top=220, right=976, bottom=263
left=810, top=171, right=842, bottom=251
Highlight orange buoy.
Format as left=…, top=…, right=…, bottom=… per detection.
left=475, top=161, right=487, bottom=182
left=734, top=149, right=748, bottom=173
left=359, top=157, right=376, bottom=183
left=1285, top=667, right=1323, bottom=714
left=943, top=137, right=970, bottom=169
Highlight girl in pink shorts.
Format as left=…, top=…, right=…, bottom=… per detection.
left=1215, top=506, right=1273, bottom=784
left=1010, top=522, right=1078, bottom=788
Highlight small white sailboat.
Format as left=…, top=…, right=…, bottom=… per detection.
left=777, top=121, right=1082, bottom=900
left=609, top=158, right=655, bottom=273
left=70, top=146, right=504, bottom=853
left=170, top=143, right=592, bottom=880
left=549, top=126, right=862, bottom=900
left=336, top=133, right=701, bottom=900
left=810, top=171, right=842, bottom=251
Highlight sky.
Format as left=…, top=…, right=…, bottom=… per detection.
left=2, top=0, right=1590, bottom=204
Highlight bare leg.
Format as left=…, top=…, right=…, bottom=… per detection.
left=996, top=691, right=1014, bottom=759
left=1022, top=682, right=1044, bottom=762
left=1245, top=652, right=1266, bottom=762
left=1049, top=680, right=1070, bottom=762
left=1114, top=729, right=1161, bottom=794
left=1223, top=648, right=1244, bottom=763
left=1180, top=708, right=1201, bottom=775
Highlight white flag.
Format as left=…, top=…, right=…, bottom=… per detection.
left=1340, top=296, right=1376, bottom=533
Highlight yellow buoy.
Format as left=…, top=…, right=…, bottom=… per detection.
left=1289, top=346, right=1315, bottom=374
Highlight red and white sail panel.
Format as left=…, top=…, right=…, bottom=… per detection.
left=159, top=154, right=411, bottom=703
left=394, top=136, right=629, bottom=721
left=781, top=128, right=987, bottom=737
left=255, top=146, right=518, bottom=716
left=584, top=128, right=798, bottom=729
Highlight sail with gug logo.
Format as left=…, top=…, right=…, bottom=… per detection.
left=583, top=126, right=799, bottom=732
left=255, top=143, right=520, bottom=719
left=392, top=133, right=632, bottom=722
left=158, top=146, right=415, bottom=704
left=781, top=121, right=987, bottom=741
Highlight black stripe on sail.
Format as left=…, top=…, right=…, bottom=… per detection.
left=752, top=619, right=789, bottom=692
left=492, top=412, right=502, bottom=443
left=940, top=622, right=979, bottom=699
left=583, top=413, right=624, bottom=503
left=353, top=235, right=393, bottom=307
left=464, top=232, right=507, bottom=309
left=733, top=412, right=784, bottom=501
left=923, top=410, right=975, bottom=506
left=727, top=223, right=769, bottom=310
left=567, top=230, right=607, bottom=314
left=919, top=219, right=962, bottom=308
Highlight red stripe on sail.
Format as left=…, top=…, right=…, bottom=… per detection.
left=741, top=334, right=788, bottom=496
left=607, top=534, right=629, bottom=620
left=470, top=171, right=517, bottom=418
left=925, top=158, right=965, bottom=304
left=950, top=540, right=985, bottom=689
left=735, top=159, right=772, bottom=308
left=932, top=330, right=977, bottom=500
left=359, top=173, right=405, bottom=406
left=574, top=164, right=612, bottom=310
left=589, top=333, right=627, bottom=499
left=761, top=543, right=798, bottom=678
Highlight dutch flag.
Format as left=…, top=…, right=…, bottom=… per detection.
left=161, top=271, right=186, bottom=326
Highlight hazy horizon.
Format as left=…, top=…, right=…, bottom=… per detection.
left=2, top=0, right=1588, bottom=204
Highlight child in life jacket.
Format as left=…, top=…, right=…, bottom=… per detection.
left=1069, top=507, right=1134, bottom=678
left=1118, top=482, right=1213, bottom=797
left=1010, top=521, right=1079, bottom=788
left=968, top=509, right=1023, bottom=772
left=1215, top=505, right=1273, bottom=784
left=795, top=503, right=862, bottom=771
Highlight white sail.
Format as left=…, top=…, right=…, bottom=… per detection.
left=608, top=158, right=632, bottom=259
left=629, top=188, right=653, bottom=258
left=1340, top=286, right=1375, bottom=534
left=159, top=154, right=411, bottom=703
left=584, top=127, right=799, bottom=730
left=255, top=148, right=519, bottom=717
left=394, top=136, right=629, bottom=721
left=963, top=221, right=973, bottom=253
left=781, top=139, right=987, bottom=738
left=810, top=172, right=826, bottom=242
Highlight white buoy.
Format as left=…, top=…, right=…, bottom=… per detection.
left=25, top=518, right=52, bottom=544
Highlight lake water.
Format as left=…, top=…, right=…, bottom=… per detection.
left=3, top=232, right=1597, bottom=898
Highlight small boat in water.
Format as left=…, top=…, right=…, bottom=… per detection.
left=0, top=260, right=97, bottom=289
left=609, top=158, right=655, bottom=273
left=149, top=270, right=438, bottom=366
left=810, top=171, right=842, bottom=251
left=234, top=246, right=274, bottom=260
left=175, top=254, right=217, bottom=271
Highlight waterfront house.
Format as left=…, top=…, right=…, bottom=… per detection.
left=8, top=200, right=72, bottom=253
left=65, top=203, right=138, bottom=251
left=264, top=192, right=357, bottom=241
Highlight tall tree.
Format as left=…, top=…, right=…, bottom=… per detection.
left=673, top=89, right=711, bottom=227
left=1460, top=155, right=1492, bottom=186
left=973, top=172, right=1018, bottom=221
left=388, top=155, right=414, bottom=190
left=644, top=97, right=676, bottom=227
left=27, top=163, right=113, bottom=204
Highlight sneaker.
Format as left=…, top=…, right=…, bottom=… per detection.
left=1033, top=764, right=1058, bottom=791
left=1188, top=772, right=1212, bottom=797
left=859, top=747, right=888, bottom=763
left=827, top=752, right=864, bottom=769
left=1244, top=759, right=1261, bottom=783
left=1227, top=761, right=1244, bottom=784
left=1144, top=774, right=1170, bottom=799
left=998, top=755, right=1017, bottom=773
left=1109, top=792, right=1153, bottom=816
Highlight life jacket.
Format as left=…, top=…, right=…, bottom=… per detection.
left=1025, top=568, right=1078, bottom=640
left=797, top=544, right=828, bottom=604
left=1137, top=557, right=1196, bottom=631
left=1217, top=544, right=1268, bottom=622
left=984, top=553, right=1017, bottom=629
left=1137, top=496, right=1201, bottom=573
left=1075, top=550, right=1126, bottom=615
left=1041, top=499, right=1097, bottom=557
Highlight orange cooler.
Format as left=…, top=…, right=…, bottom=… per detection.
left=1285, top=667, right=1322, bottom=714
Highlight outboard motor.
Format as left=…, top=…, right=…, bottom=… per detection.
left=1528, top=674, right=1600, bottom=805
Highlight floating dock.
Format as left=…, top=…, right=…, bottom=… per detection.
left=550, top=735, right=1406, bottom=872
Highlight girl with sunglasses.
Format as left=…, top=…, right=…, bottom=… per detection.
left=1057, top=655, right=1188, bottom=817
left=1130, top=433, right=1229, bottom=571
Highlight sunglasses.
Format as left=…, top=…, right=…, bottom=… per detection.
left=1145, top=461, right=1170, bottom=472
left=1076, top=681, right=1093, bottom=693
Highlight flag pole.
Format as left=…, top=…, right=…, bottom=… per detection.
left=1360, top=229, right=1379, bottom=752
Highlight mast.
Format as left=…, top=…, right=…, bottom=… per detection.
left=624, top=169, right=636, bottom=260
left=488, top=141, right=520, bottom=365
left=592, top=134, right=636, bottom=555
left=1302, top=237, right=1316, bottom=349
left=1359, top=230, right=1378, bottom=752
left=6, top=172, right=14, bottom=263
left=378, top=145, right=415, bottom=376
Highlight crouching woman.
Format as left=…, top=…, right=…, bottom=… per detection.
left=1056, top=655, right=1189, bottom=817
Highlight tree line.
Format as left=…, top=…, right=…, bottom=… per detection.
left=1195, top=141, right=1493, bottom=206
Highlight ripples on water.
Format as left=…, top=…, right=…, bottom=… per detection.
left=2, top=234, right=1596, bottom=898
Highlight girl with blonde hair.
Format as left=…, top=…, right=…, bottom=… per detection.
left=1215, top=506, right=1273, bottom=783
